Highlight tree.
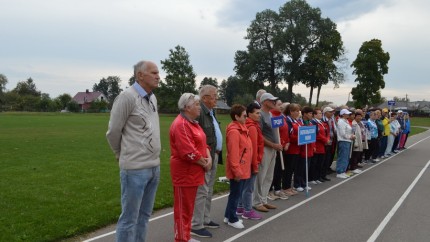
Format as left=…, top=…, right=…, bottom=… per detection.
left=0, top=74, right=8, bottom=110
left=13, top=77, right=41, bottom=96
left=224, top=76, right=248, bottom=106
left=234, top=9, right=283, bottom=94
left=301, top=17, right=346, bottom=106
left=128, top=75, right=136, bottom=86
left=157, top=45, right=197, bottom=112
left=93, top=76, right=123, bottom=108
left=218, top=79, right=227, bottom=102
left=199, top=77, right=218, bottom=89
left=55, top=93, right=72, bottom=110
left=350, top=39, right=390, bottom=107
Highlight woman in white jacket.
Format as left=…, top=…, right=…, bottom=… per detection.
left=336, top=109, right=355, bottom=179
left=350, top=109, right=367, bottom=174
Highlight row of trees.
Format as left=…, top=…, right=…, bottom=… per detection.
left=1, top=0, right=390, bottom=113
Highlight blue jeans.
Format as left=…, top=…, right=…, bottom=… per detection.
left=224, top=179, right=244, bottom=223
left=238, top=174, right=256, bottom=211
left=336, top=141, right=351, bottom=174
left=116, top=166, right=160, bottom=242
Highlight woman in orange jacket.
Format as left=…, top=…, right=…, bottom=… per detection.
left=224, top=104, right=253, bottom=229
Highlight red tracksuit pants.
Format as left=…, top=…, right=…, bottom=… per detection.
left=174, top=186, right=198, bottom=242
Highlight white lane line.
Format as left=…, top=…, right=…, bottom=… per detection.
left=367, top=159, right=430, bottom=242
left=224, top=134, right=430, bottom=242
left=83, top=193, right=229, bottom=242
left=86, top=132, right=430, bottom=242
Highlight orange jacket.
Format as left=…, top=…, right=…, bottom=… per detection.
left=245, top=118, right=264, bottom=173
left=225, top=121, right=252, bottom=180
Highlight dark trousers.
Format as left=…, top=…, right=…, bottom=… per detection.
left=365, top=138, right=379, bottom=160
left=322, top=145, right=333, bottom=177
left=224, top=179, right=244, bottom=223
left=312, top=153, right=325, bottom=181
left=273, top=151, right=288, bottom=191
left=285, top=153, right=299, bottom=189
left=392, top=132, right=401, bottom=152
left=294, top=156, right=312, bottom=188
left=350, top=151, right=363, bottom=170
left=378, top=136, right=388, bottom=157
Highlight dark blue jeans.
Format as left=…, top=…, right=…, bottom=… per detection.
left=224, top=179, right=244, bottom=223
left=378, top=136, right=388, bottom=157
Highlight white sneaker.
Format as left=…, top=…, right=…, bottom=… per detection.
left=336, top=173, right=348, bottom=179
left=295, top=187, right=304, bottom=192
left=352, top=169, right=362, bottom=174
left=224, top=217, right=243, bottom=224
left=305, top=186, right=312, bottom=190
left=316, top=180, right=323, bottom=184
left=309, top=180, right=318, bottom=185
left=188, top=238, right=200, bottom=242
left=228, top=221, right=245, bottom=229
left=373, top=158, right=381, bottom=162
left=274, top=190, right=289, bottom=200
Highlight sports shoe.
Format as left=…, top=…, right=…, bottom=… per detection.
left=373, top=158, right=381, bottom=162
left=204, top=221, right=220, bottom=228
left=188, top=238, right=200, bottom=242
left=304, top=186, right=312, bottom=190
left=267, top=191, right=280, bottom=200
left=242, top=210, right=262, bottom=220
left=309, top=180, right=318, bottom=185
left=357, top=163, right=364, bottom=168
left=346, top=171, right=353, bottom=177
left=316, top=180, right=323, bottom=184
left=352, top=169, right=362, bottom=174
left=274, top=190, right=289, bottom=200
left=191, top=228, right=212, bottom=238
left=228, top=221, right=245, bottom=229
left=263, top=203, right=277, bottom=209
left=295, top=187, right=304, bottom=192
left=283, top=188, right=297, bottom=196
left=236, top=207, right=244, bottom=215
left=224, top=217, right=243, bottom=223
left=336, top=173, right=348, bottom=179
left=253, top=205, right=269, bottom=212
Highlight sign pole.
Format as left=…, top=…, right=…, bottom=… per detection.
left=277, top=128, right=285, bottom=170
left=305, top=144, right=309, bottom=197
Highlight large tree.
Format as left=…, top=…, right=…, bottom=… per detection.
left=277, top=0, right=331, bottom=102
left=234, top=9, right=283, bottom=94
left=350, top=39, right=390, bottom=107
left=157, top=45, right=196, bottom=112
left=13, top=77, right=41, bottom=96
left=199, top=77, right=218, bottom=89
left=0, top=74, right=8, bottom=109
left=93, top=76, right=122, bottom=107
left=301, top=18, right=346, bottom=106
left=55, top=93, right=72, bottom=109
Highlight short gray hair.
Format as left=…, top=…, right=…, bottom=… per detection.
left=199, top=85, right=217, bottom=97
left=256, top=89, right=266, bottom=101
left=178, top=93, right=200, bottom=111
left=133, top=60, right=149, bottom=77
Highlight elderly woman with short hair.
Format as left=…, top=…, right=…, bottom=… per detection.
left=170, top=93, right=212, bottom=242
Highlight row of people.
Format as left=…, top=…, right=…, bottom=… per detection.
left=106, top=60, right=410, bottom=242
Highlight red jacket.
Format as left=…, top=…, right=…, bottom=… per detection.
left=311, top=119, right=329, bottom=154
left=226, top=121, right=252, bottom=180
left=270, top=110, right=290, bottom=147
left=285, top=116, right=301, bottom=155
left=169, top=114, right=207, bottom=187
left=300, top=120, right=316, bottom=158
left=245, top=118, right=264, bottom=173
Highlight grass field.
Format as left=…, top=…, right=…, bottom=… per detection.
left=0, top=113, right=428, bottom=241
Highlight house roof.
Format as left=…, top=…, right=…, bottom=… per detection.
left=215, top=100, right=230, bottom=110
left=72, top=91, right=105, bottom=104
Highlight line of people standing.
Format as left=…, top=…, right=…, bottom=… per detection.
left=106, top=59, right=410, bottom=242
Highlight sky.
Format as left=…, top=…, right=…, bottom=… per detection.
left=1, top=0, right=429, bottom=105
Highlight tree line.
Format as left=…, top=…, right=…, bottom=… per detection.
left=0, top=0, right=390, bottom=113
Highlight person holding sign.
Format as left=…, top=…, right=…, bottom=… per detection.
left=284, top=104, right=302, bottom=193
left=252, top=93, right=282, bottom=212
left=296, top=106, right=316, bottom=190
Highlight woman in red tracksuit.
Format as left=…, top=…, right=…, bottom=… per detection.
left=284, top=104, right=301, bottom=194
left=224, top=104, right=252, bottom=229
left=297, top=106, right=316, bottom=191
left=170, top=93, right=212, bottom=242
left=311, top=108, right=330, bottom=184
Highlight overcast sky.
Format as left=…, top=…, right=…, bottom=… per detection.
left=1, top=0, right=429, bottom=105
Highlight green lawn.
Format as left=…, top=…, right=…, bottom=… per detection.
left=0, top=113, right=428, bottom=241
left=0, top=112, right=231, bottom=242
